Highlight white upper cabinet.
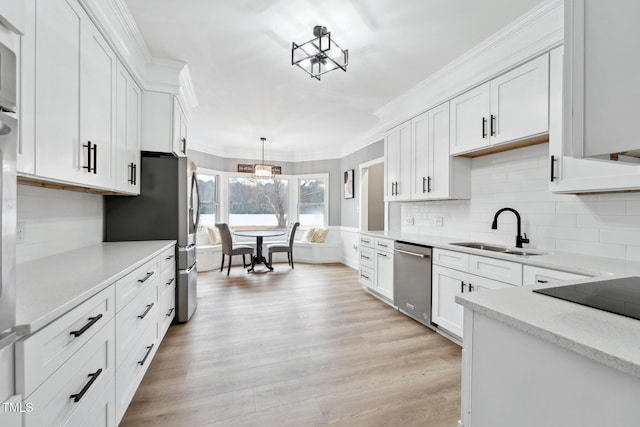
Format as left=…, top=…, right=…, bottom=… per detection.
left=141, top=91, right=188, bottom=157
left=489, top=54, right=549, bottom=146
left=79, top=18, right=116, bottom=188
left=114, top=60, right=141, bottom=194
left=565, top=0, right=640, bottom=158
left=386, top=102, right=470, bottom=203
left=32, top=0, right=117, bottom=190
left=450, top=83, right=491, bottom=155
left=450, top=54, right=549, bottom=156
left=549, top=45, right=640, bottom=194
left=384, top=120, right=411, bottom=201
left=412, top=102, right=470, bottom=200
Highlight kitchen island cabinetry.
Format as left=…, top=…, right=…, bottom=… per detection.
left=15, top=241, right=175, bottom=427
left=457, top=281, right=640, bottom=427
left=450, top=54, right=549, bottom=156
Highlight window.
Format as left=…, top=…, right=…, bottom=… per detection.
left=228, top=177, right=289, bottom=229
left=298, top=177, right=327, bottom=226
left=197, top=172, right=218, bottom=227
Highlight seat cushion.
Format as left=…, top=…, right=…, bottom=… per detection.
left=267, top=244, right=290, bottom=253
left=230, top=245, right=254, bottom=255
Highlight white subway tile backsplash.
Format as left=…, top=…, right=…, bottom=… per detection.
left=17, top=185, right=103, bottom=264
left=401, top=144, right=640, bottom=260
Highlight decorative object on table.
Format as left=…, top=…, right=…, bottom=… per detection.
left=267, top=222, right=300, bottom=269
left=344, top=169, right=354, bottom=199
left=291, top=25, right=349, bottom=80
left=215, top=223, right=254, bottom=276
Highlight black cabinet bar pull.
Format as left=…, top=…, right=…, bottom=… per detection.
left=165, top=255, right=174, bottom=260
left=69, top=313, right=103, bottom=338
left=490, top=114, right=496, bottom=136
left=427, top=176, right=432, bottom=193
left=378, top=252, right=388, bottom=258
left=166, top=308, right=174, bottom=317
left=469, top=283, right=475, bottom=292
left=83, top=141, right=92, bottom=172
left=482, top=117, right=487, bottom=138
left=550, top=155, right=556, bottom=182
left=69, top=369, right=102, bottom=403
left=460, top=281, right=465, bottom=293
left=138, top=303, right=154, bottom=319
left=138, top=344, right=155, bottom=366
left=537, top=279, right=549, bottom=284
left=137, top=272, right=154, bottom=283
left=181, top=137, right=187, bottom=153
left=166, top=277, right=175, bottom=286
left=92, top=143, right=97, bottom=174
left=361, top=273, right=370, bottom=280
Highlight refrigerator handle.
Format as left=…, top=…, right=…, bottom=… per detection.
left=193, top=172, right=201, bottom=230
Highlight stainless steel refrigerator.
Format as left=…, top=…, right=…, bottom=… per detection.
left=105, top=152, right=200, bottom=322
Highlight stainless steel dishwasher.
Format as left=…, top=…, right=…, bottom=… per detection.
left=393, top=241, right=433, bottom=329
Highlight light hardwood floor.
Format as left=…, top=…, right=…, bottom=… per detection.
left=120, top=263, right=462, bottom=427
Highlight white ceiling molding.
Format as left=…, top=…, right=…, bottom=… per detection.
left=374, top=0, right=563, bottom=130
left=188, top=139, right=342, bottom=163
left=80, top=0, right=197, bottom=113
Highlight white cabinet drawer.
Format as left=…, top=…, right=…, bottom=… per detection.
left=468, top=255, right=522, bottom=286
left=433, top=248, right=470, bottom=271
left=16, top=286, right=115, bottom=397
left=115, top=257, right=159, bottom=312
left=158, top=247, right=176, bottom=272
left=359, top=267, right=374, bottom=289
left=161, top=260, right=175, bottom=289
left=522, top=266, right=590, bottom=286
left=115, top=319, right=158, bottom=423
left=359, top=247, right=374, bottom=269
left=359, top=235, right=374, bottom=248
left=115, top=281, right=158, bottom=366
left=159, top=279, right=176, bottom=339
left=24, top=318, right=115, bottom=427
left=374, top=237, right=394, bottom=252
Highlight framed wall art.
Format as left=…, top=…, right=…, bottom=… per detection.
left=344, top=169, right=354, bottom=199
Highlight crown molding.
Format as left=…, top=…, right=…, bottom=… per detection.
left=80, top=0, right=197, bottom=112
left=374, top=0, right=563, bottom=128
left=188, top=140, right=342, bottom=163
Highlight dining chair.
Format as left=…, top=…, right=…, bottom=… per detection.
left=266, top=222, right=300, bottom=269
left=215, top=223, right=254, bottom=275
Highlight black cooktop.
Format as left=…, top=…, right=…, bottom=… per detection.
left=533, top=276, right=640, bottom=320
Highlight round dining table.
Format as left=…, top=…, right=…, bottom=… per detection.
left=232, top=229, right=286, bottom=272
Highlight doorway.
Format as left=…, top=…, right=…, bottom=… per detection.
left=359, top=157, right=384, bottom=232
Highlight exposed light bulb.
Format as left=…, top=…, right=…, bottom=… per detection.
left=299, top=58, right=311, bottom=68
left=328, top=47, right=343, bottom=58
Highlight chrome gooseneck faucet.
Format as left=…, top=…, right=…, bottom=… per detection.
left=491, top=207, right=530, bottom=248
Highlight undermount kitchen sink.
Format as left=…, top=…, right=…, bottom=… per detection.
left=449, top=242, right=546, bottom=256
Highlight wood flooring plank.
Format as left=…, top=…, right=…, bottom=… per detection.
left=120, top=263, right=461, bottom=427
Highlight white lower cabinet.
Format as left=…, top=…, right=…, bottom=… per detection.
left=359, top=235, right=394, bottom=302
left=522, top=265, right=590, bottom=286
left=15, top=245, right=175, bottom=427
left=432, top=249, right=520, bottom=340
left=22, top=318, right=116, bottom=427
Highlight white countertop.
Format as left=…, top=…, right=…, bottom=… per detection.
left=15, top=240, right=175, bottom=335
left=360, top=230, right=640, bottom=378
left=361, top=230, right=635, bottom=277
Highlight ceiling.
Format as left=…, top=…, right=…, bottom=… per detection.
left=124, top=0, right=543, bottom=161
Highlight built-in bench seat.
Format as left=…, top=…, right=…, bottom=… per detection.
left=195, top=227, right=341, bottom=271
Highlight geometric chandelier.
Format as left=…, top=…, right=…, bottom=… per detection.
left=291, top=25, right=348, bottom=80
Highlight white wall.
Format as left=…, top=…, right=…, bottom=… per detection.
left=16, top=185, right=103, bottom=264
left=401, top=143, right=640, bottom=261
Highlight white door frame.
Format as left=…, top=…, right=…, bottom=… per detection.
left=358, top=157, right=384, bottom=232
